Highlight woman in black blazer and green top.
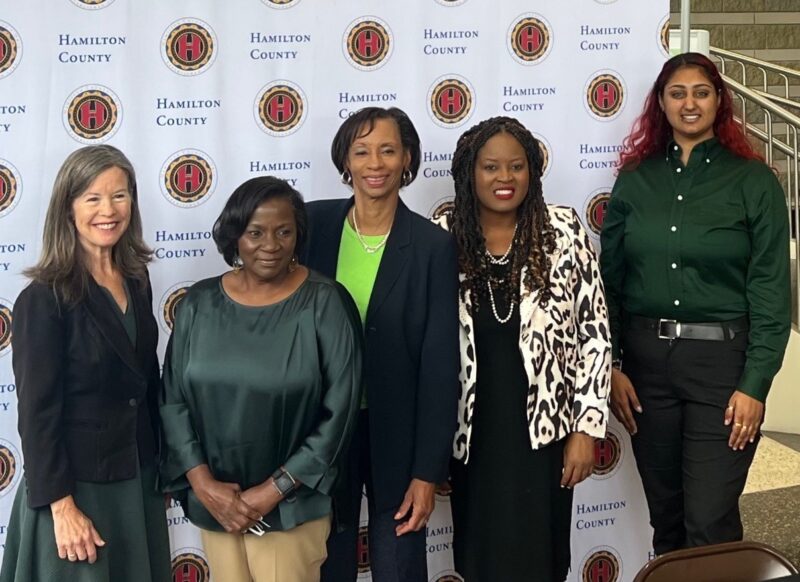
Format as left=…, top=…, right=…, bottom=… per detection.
left=0, top=146, right=170, bottom=582
left=303, top=107, right=460, bottom=582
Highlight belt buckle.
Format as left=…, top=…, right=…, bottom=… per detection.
left=657, top=319, right=681, bottom=340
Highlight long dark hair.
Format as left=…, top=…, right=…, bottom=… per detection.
left=25, top=145, right=152, bottom=304
left=618, top=52, right=762, bottom=171
left=449, top=116, right=557, bottom=307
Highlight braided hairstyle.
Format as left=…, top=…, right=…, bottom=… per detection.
left=450, top=116, right=557, bottom=309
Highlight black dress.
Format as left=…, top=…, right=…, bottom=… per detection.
left=450, top=265, right=573, bottom=582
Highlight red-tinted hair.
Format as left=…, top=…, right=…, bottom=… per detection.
left=617, top=52, right=763, bottom=171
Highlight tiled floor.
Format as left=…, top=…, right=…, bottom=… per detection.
left=741, top=431, right=800, bottom=567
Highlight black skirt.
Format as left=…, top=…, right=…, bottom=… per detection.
left=450, top=280, right=573, bottom=582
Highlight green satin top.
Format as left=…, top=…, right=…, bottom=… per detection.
left=159, top=272, right=362, bottom=532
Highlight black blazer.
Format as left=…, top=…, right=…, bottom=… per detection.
left=303, top=198, right=460, bottom=512
left=12, top=276, right=161, bottom=508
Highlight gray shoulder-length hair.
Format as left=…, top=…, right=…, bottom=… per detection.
left=25, top=145, right=153, bottom=304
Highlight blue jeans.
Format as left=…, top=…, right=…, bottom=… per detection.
left=322, top=411, right=427, bottom=582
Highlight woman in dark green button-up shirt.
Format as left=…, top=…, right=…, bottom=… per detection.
left=600, top=53, right=790, bottom=556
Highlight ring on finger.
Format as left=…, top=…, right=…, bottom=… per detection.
left=734, top=422, right=742, bottom=427
left=741, top=425, right=749, bottom=430
left=68, top=554, right=77, bottom=559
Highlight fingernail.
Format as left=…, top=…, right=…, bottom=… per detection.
left=635, top=406, right=643, bottom=413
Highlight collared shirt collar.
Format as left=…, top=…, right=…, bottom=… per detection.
left=665, top=136, right=723, bottom=166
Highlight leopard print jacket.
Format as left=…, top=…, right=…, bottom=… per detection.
left=432, top=204, right=611, bottom=462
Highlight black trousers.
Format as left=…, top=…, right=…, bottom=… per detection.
left=321, top=410, right=428, bottom=582
left=623, top=321, right=759, bottom=555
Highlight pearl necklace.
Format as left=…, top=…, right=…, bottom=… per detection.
left=484, top=223, right=518, bottom=265
left=352, top=208, right=391, bottom=254
left=487, top=279, right=515, bottom=324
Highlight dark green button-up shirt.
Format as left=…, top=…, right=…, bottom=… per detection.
left=600, top=137, right=790, bottom=401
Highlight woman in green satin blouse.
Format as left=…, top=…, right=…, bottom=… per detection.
left=601, top=53, right=790, bottom=557
left=159, top=176, right=362, bottom=582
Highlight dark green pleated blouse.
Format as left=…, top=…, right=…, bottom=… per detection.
left=159, top=272, right=362, bottom=532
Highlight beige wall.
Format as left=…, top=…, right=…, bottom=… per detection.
left=670, top=0, right=800, bottom=94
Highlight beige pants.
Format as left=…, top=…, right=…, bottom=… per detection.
left=200, top=515, right=331, bottom=582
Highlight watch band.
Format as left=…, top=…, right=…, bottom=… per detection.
left=271, top=468, right=297, bottom=503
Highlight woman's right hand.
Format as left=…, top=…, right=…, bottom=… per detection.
left=51, top=495, right=105, bottom=564
left=610, top=368, right=642, bottom=435
left=186, top=465, right=261, bottom=533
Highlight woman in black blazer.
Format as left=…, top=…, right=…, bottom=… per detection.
left=0, top=146, right=170, bottom=582
left=303, top=107, right=460, bottom=582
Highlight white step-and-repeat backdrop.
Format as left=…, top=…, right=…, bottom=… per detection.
left=0, top=1, right=669, bottom=580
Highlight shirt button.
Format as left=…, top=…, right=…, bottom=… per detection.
left=676, top=167, right=682, bottom=173
left=677, top=195, right=683, bottom=201
left=128, top=398, right=137, bottom=407
left=706, top=158, right=711, bottom=163
left=671, top=263, right=677, bottom=269
left=674, top=299, right=680, bottom=306
left=671, top=226, right=677, bottom=232
left=674, top=145, right=679, bottom=151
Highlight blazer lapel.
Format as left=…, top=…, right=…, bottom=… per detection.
left=314, top=198, right=351, bottom=277
left=128, top=278, right=157, bottom=373
left=85, top=279, right=145, bottom=381
left=366, top=200, right=411, bottom=322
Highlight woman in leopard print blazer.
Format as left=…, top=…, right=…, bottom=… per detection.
left=432, top=116, right=611, bottom=582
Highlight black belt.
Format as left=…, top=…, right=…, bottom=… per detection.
left=627, top=314, right=748, bottom=341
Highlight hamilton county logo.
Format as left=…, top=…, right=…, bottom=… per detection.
left=0, top=21, right=22, bottom=79
left=63, top=85, right=121, bottom=144
left=261, top=0, right=301, bottom=8
left=70, top=0, right=116, bottom=9
left=357, top=524, right=371, bottom=575
left=592, top=428, right=623, bottom=479
left=0, top=160, right=22, bottom=218
left=584, top=70, right=625, bottom=121
left=428, top=75, right=475, bottom=128
left=432, top=573, right=464, bottom=582
left=429, top=198, right=454, bottom=220
left=159, top=283, right=193, bottom=333
left=160, top=150, right=216, bottom=208
left=162, top=19, right=217, bottom=76
left=581, top=546, right=622, bottom=582
left=343, top=17, right=393, bottom=71
left=584, top=189, right=611, bottom=236
left=171, top=550, right=210, bottom=582
left=254, top=80, right=307, bottom=137
left=659, top=15, right=671, bottom=57
left=508, top=13, right=552, bottom=65
left=435, top=0, right=468, bottom=5
left=533, top=132, right=552, bottom=179
left=0, top=440, right=20, bottom=496
left=0, top=300, right=13, bottom=357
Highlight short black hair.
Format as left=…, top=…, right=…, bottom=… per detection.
left=212, top=176, right=308, bottom=266
left=330, top=106, right=421, bottom=185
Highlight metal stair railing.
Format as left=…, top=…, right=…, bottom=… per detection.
left=710, top=46, right=800, bottom=102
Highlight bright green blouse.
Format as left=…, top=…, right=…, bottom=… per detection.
left=159, top=272, right=362, bottom=531
left=600, top=138, right=791, bottom=401
left=336, top=217, right=385, bottom=324
left=336, top=218, right=385, bottom=409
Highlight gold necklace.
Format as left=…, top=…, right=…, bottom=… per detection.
left=352, top=207, right=391, bottom=254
